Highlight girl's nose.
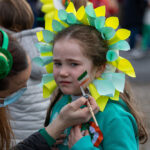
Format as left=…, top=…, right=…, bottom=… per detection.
left=59, top=67, right=69, bottom=76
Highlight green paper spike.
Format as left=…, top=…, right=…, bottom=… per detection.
left=85, top=4, right=96, bottom=26
left=35, top=43, right=53, bottom=53
left=106, top=50, right=118, bottom=62
left=32, top=56, right=53, bottom=67
left=42, top=73, right=54, bottom=84
left=67, top=13, right=80, bottom=24
left=42, top=30, right=54, bottom=43
left=108, top=40, right=130, bottom=51
left=94, top=16, right=106, bottom=31
left=58, top=9, right=68, bottom=21
left=100, top=27, right=115, bottom=40
left=85, top=4, right=96, bottom=18
left=52, top=20, right=65, bottom=32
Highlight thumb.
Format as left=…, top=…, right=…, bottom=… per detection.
left=71, top=97, right=87, bottom=110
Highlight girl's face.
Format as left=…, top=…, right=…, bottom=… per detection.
left=53, top=39, right=100, bottom=96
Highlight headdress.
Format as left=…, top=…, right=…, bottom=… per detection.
left=0, top=29, right=13, bottom=79
left=40, top=0, right=65, bottom=20
left=34, top=2, right=136, bottom=111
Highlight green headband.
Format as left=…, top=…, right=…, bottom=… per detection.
left=0, top=29, right=13, bottom=79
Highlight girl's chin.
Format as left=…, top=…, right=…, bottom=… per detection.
left=61, top=89, right=81, bottom=96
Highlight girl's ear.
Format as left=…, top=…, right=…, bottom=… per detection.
left=95, top=64, right=106, bottom=78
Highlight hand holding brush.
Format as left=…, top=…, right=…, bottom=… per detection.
left=78, top=71, right=99, bottom=126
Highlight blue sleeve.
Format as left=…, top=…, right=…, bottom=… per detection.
left=102, top=116, right=138, bottom=150
left=71, top=135, right=99, bottom=150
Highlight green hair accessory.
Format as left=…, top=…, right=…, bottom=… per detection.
left=34, top=2, right=136, bottom=111
left=0, top=29, right=13, bottom=79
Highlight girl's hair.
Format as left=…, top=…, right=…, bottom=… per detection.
left=0, top=32, right=28, bottom=90
left=0, top=0, right=34, bottom=32
left=44, top=24, right=148, bottom=143
left=120, top=81, right=148, bottom=144
left=0, top=107, right=14, bottom=150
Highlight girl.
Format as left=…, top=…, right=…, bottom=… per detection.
left=35, top=2, right=148, bottom=150
left=0, top=29, right=99, bottom=150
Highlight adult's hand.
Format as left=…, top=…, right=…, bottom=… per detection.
left=45, top=96, right=99, bottom=139
left=59, top=96, right=99, bottom=128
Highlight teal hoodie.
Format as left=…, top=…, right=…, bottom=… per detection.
left=48, top=95, right=139, bottom=150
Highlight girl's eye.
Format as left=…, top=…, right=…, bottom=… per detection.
left=71, top=63, right=78, bottom=67
left=54, top=62, right=61, bottom=67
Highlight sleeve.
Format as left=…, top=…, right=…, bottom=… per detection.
left=71, top=136, right=99, bottom=150
left=102, top=116, right=138, bottom=150
left=12, top=128, right=56, bottom=150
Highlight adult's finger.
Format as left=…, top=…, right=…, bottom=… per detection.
left=88, top=96, right=99, bottom=114
left=70, top=97, right=87, bottom=110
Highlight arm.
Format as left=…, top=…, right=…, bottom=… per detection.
left=13, top=96, right=99, bottom=150
left=12, top=132, right=51, bottom=150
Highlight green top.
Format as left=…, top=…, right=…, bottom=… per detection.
left=47, top=95, right=139, bottom=150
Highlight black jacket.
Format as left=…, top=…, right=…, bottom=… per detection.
left=12, top=132, right=50, bottom=150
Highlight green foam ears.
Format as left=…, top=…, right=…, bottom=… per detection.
left=0, top=29, right=13, bottom=79
left=0, top=29, right=9, bottom=50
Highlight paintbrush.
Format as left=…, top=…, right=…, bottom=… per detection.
left=78, top=71, right=98, bottom=126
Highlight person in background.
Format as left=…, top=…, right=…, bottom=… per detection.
left=130, top=0, right=150, bottom=59
left=0, top=0, right=49, bottom=144
left=27, top=0, right=45, bottom=28
left=120, top=0, right=147, bottom=51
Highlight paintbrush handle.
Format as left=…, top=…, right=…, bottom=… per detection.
left=87, top=101, right=98, bottom=126
left=80, top=86, right=98, bottom=126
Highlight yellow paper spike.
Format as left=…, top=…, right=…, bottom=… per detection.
left=66, top=2, right=76, bottom=15
left=45, top=18, right=56, bottom=32
left=46, top=63, right=53, bottom=73
left=40, top=0, right=53, bottom=4
left=42, top=4, right=55, bottom=13
left=37, top=31, right=44, bottom=42
left=94, top=6, right=106, bottom=17
left=96, top=96, right=109, bottom=112
left=110, top=57, right=136, bottom=77
left=105, top=17, right=119, bottom=30
left=89, top=83, right=100, bottom=100
left=43, top=85, right=51, bottom=98
left=110, top=90, right=120, bottom=100
left=76, top=6, right=89, bottom=25
left=108, top=29, right=131, bottom=45
left=41, top=52, right=53, bottom=57
left=43, top=80, right=57, bottom=98
left=45, top=12, right=55, bottom=20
